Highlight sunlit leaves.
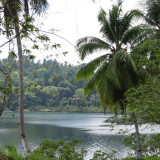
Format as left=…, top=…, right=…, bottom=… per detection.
left=21, top=15, right=34, bottom=32
left=32, top=44, right=39, bottom=49
left=29, top=55, right=35, bottom=60
left=23, top=49, right=31, bottom=54
left=37, top=35, right=50, bottom=42
left=125, top=78, right=160, bottom=124
left=76, top=37, right=110, bottom=60
left=8, top=51, right=17, bottom=58
left=76, top=54, right=108, bottom=81
left=52, top=43, right=61, bottom=49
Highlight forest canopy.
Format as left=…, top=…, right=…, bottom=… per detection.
left=0, top=57, right=102, bottom=113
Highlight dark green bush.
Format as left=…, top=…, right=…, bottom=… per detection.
left=121, top=157, right=137, bottom=160
left=0, top=143, right=23, bottom=160
left=123, top=133, right=160, bottom=157
left=90, top=150, right=118, bottom=160
left=144, top=156, right=160, bottom=160
left=28, top=139, right=87, bottom=160
left=1, top=139, right=160, bottom=160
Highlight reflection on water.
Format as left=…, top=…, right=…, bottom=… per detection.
left=0, top=112, right=129, bottom=159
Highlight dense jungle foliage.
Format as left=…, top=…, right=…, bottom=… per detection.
left=0, top=57, right=101, bottom=113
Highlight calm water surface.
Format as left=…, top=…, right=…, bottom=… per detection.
left=0, top=112, right=129, bottom=159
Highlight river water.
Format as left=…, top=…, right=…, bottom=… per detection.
left=0, top=112, right=134, bottom=159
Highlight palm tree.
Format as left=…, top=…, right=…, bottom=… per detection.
left=76, top=0, right=146, bottom=112
left=140, top=0, right=160, bottom=74
left=131, top=0, right=160, bottom=77
left=76, top=1, right=148, bottom=158
left=0, top=0, right=48, bottom=155
left=141, top=0, right=160, bottom=30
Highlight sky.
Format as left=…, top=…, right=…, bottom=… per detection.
left=0, top=0, right=141, bottom=65
left=40, top=0, right=141, bottom=65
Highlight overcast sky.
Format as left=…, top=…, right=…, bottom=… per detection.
left=0, top=0, right=141, bottom=65
left=38, top=0, right=141, bottom=65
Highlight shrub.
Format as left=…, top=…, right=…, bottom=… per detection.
left=28, top=139, right=87, bottom=160
left=90, top=150, right=118, bottom=160
left=123, top=133, right=160, bottom=157
left=0, top=143, right=23, bottom=160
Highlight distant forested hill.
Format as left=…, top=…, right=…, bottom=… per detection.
left=0, top=57, right=102, bottom=112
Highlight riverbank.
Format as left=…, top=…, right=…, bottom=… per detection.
left=7, top=105, right=103, bottom=113
left=30, top=105, right=103, bottom=113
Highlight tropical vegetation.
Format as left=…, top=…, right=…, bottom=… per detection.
left=76, top=0, right=149, bottom=113
left=0, top=138, right=160, bottom=160
left=0, top=57, right=101, bottom=112
left=0, top=0, right=159, bottom=159
left=75, top=0, right=160, bottom=159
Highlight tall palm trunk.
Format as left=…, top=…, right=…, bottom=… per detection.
left=133, top=113, right=143, bottom=159
left=15, top=23, right=31, bottom=156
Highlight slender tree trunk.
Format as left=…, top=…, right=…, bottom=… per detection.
left=133, top=113, right=143, bottom=159
left=114, top=110, right=118, bottom=123
left=15, top=23, right=31, bottom=156
left=119, top=99, right=126, bottom=115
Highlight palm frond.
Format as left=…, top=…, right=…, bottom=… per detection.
left=76, top=54, right=108, bottom=81
left=116, top=49, right=137, bottom=73
left=121, top=24, right=150, bottom=45
left=130, top=25, right=154, bottom=47
left=84, top=61, right=108, bottom=98
left=97, top=77, right=115, bottom=112
left=108, top=2, right=122, bottom=45
left=76, top=36, right=111, bottom=60
left=137, top=66, right=151, bottom=81
left=83, top=49, right=139, bottom=112
left=30, top=0, right=49, bottom=14
left=144, top=16, right=157, bottom=27
left=146, top=0, right=160, bottom=28
left=106, top=56, right=121, bottom=89
left=140, top=0, right=160, bottom=28
left=108, top=49, right=138, bottom=90
left=119, top=10, right=144, bottom=40
left=98, top=8, right=116, bottom=43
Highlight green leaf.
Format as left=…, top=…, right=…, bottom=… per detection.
left=32, top=44, right=39, bottom=49
left=29, top=55, right=36, bottom=60
left=8, top=51, right=17, bottom=58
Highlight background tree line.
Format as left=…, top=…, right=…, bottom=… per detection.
left=0, top=56, right=101, bottom=113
